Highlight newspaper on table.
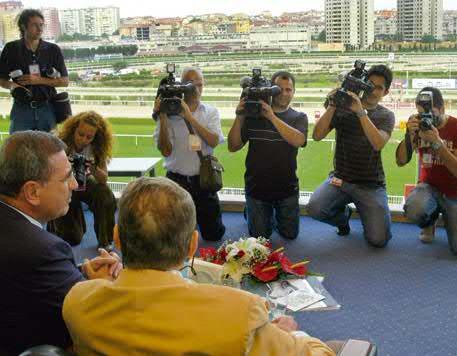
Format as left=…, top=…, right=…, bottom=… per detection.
left=269, top=276, right=341, bottom=312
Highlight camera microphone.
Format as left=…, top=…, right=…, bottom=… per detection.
left=270, top=85, right=281, bottom=96
left=9, top=69, right=23, bottom=80
left=240, top=76, right=252, bottom=88
left=337, top=71, right=347, bottom=82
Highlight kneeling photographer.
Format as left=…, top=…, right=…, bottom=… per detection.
left=153, top=66, right=225, bottom=241
left=396, top=87, right=457, bottom=254
left=48, top=111, right=116, bottom=249
left=228, top=70, right=307, bottom=240
left=307, top=63, right=395, bottom=248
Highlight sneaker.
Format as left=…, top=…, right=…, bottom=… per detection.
left=337, top=208, right=352, bottom=236
left=419, top=224, right=436, bottom=244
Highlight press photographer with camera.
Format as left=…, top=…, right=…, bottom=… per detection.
left=47, top=111, right=116, bottom=249
left=228, top=70, right=307, bottom=240
left=0, top=9, right=69, bottom=133
left=153, top=66, right=225, bottom=241
left=307, top=63, right=395, bottom=248
left=396, top=87, right=457, bottom=254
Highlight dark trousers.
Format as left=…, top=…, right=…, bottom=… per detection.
left=48, top=177, right=117, bottom=247
left=167, top=171, right=225, bottom=241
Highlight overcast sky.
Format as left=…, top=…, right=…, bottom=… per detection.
left=22, top=0, right=457, bottom=18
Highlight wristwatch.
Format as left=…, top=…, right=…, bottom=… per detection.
left=431, top=139, right=444, bottom=151
left=356, top=109, right=368, bottom=119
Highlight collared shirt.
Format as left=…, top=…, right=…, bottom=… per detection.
left=154, top=102, right=224, bottom=176
left=0, top=199, right=43, bottom=229
left=0, top=38, right=68, bottom=101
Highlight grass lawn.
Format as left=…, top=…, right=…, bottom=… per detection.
left=0, top=117, right=417, bottom=196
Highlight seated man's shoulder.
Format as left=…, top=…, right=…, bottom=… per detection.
left=192, top=282, right=262, bottom=304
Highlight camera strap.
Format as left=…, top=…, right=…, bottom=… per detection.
left=183, top=119, right=204, bottom=162
left=403, top=132, right=414, bottom=164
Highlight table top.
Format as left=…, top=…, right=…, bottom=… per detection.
left=107, top=157, right=162, bottom=174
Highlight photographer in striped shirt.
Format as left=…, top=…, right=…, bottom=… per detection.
left=308, top=64, right=395, bottom=248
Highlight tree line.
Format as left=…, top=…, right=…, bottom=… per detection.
left=61, top=45, right=138, bottom=60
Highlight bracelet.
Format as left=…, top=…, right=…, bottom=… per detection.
left=431, top=139, right=443, bottom=151
left=356, top=109, right=367, bottom=119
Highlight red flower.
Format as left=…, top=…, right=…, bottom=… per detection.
left=199, top=247, right=217, bottom=261
left=252, top=261, right=279, bottom=282
left=237, top=250, right=245, bottom=258
left=219, top=249, right=228, bottom=260
left=290, top=263, right=308, bottom=276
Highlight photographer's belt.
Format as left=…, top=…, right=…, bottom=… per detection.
left=15, top=99, right=48, bottom=108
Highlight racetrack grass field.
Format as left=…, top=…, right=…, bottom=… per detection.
left=0, top=117, right=417, bottom=196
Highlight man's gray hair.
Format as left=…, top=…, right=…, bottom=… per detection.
left=181, top=67, right=203, bottom=81
left=0, top=131, right=66, bottom=197
left=118, top=177, right=197, bottom=270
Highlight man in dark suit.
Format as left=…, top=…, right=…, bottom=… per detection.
left=0, top=131, right=121, bottom=355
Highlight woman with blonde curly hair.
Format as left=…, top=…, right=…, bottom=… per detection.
left=48, top=111, right=116, bottom=249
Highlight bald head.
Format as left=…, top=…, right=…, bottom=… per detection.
left=117, top=177, right=197, bottom=270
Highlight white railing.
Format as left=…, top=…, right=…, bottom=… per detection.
left=107, top=182, right=405, bottom=212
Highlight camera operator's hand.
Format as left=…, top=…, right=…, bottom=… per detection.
left=180, top=98, right=193, bottom=121
left=260, top=101, right=275, bottom=121
left=347, top=91, right=364, bottom=113
left=326, top=88, right=338, bottom=108
left=16, top=74, right=43, bottom=86
left=418, top=125, right=441, bottom=144
left=153, top=96, right=161, bottom=114
left=235, top=98, right=246, bottom=117
left=406, top=114, right=420, bottom=139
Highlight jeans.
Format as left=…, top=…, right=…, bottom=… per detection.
left=404, top=183, right=457, bottom=254
left=9, top=101, right=56, bottom=133
left=245, top=193, right=300, bottom=240
left=307, top=176, right=392, bottom=247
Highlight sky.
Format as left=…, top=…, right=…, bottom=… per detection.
left=22, top=0, right=457, bottom=19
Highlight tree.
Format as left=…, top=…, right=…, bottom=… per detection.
left=112, top=61, right=128, bottom=72
left=317, top=30, right=326, bottom=42
left=421, top=34, right=436, bottom=43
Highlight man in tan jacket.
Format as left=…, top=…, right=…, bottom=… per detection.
left=63, top=177, right=335, bottom=356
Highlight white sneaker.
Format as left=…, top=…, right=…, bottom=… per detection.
left=419, top=224, right=436, bottom=243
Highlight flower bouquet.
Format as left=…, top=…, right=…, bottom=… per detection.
left=199, top=237, right=309, bottom=283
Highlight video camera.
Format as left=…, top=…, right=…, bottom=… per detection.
left=69, top=154, right=92, bottom=191
left=240, top=68, right=281, bottom=118
left=156, top=64, right=195, bottom=116
left=332, top=60, right=374, bottom=110
left=416, top=91, right=439, bottom=131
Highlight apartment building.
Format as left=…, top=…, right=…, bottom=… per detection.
left=397, top=0, right=443, bottom=41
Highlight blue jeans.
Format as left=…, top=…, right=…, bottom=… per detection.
left=307, top=176, right=392, bottom=247
left=9, top=101, right=56, bottom=133
left=404, top=183, right=457, bottom=254
left=245, top=194, right=299, bottom=240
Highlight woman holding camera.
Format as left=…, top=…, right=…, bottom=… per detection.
left=396, top=87, right=457, bottom=254
left=48, top=111, right=116, bottom=249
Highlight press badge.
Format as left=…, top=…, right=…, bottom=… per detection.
left=29, top=64, right=41, bottom=77
left=422, top=153, right=433, bottom=167
left=188, top=134, right=202, bottom=151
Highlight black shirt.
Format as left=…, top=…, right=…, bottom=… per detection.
left=330, top=105, right=395, bottom=186
left=0, top=39, right=68, bottom=101
left=241, top=107, right=308, bottom=201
